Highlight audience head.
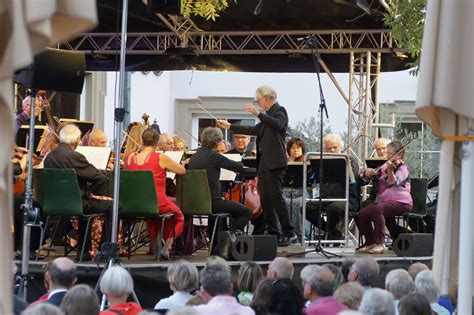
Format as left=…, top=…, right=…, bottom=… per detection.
left=341, top=258, right=355, bottom=283
left=385, top=269, right=415, bottom=300
left=173, top=136, right=186, bottom=151
left=414, top=269, right=439, bottom=303
left=286, top=137, right=306, bottom=162
left=22, top=303, right=63, bottom=315
left=45, top=257, right=77, bottom=290
left=348, top=256, right=379, bottom=287
left=237, top=261, right=264, bottom=293
left=255, top=85, right=278, bottom=111
left=323, top=263, right=344, bottom=289
left=59, top=124, right=82, bottom=148
left=267, top=257, right=294, bottom=279
left=88, top=129, right=108, bottom=147
left=200, top=127, right=223, bottom=150
left=252, top=278, right=304, bottom=315
left=323, top=133, right=344, bottom=153
left=303, top=265, right=335, bottom=302
left=387, top=140, right=405, bottom=159
left=215, top=141, right=227, bottom=154
left=398, top=292, right=432, bottom=315
left=60, top=284, right=99, bottom=315
left=199, top=266, right=232, bottom=302
left=334, top=282, right=365, bottom=310
left=205, top=255, right=231, bottom=273
left=358, top=288, right=395, bottom=315
left=408, top=262, right=429, bottom=280
left=300, top=264, right=320, bottom=284
left=167, top=260, right=199, bottom=293
left=232, top=134, right=250, bottom=153
left=100, top=266, right=134, bottom=302
left=166, top=307, right=200, bottom=315
left=124, top=124, right=146, bottom=157
left=373, top=138, right=391, bottom=158
left=157, top=133, right=174, bottom=151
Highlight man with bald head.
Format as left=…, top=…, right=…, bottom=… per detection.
left=303, top=265, right=348, bottom=315
left=88, top=129, right=108, bottom=147
left=44, top=257, right=77, bottom=306
left=158, top=133, right=175, bottom=152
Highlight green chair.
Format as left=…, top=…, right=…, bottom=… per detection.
left=175, top=169, right=231, bottom=256
left=404, top=178, right=429, bottom=232
left=119, top=170, right=175, bottom=260
left=33, top=168, right=103, bottom=262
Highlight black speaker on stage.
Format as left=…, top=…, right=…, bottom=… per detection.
left=393, top=233, right=433, bottom=257
left=231, top=235, right=277, bottom=261
left=13, top=48, right=85, bottom=94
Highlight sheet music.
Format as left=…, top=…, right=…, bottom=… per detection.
left=220, top=154, right=243, bottom=181
left=76, top=146, right=111, bottom=170
left=157, top=151, right=184, bottom=180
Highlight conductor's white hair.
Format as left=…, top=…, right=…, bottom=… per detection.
left=59, top=124, right=81, bottom=145
left=100, top=266, right=134, bottom=297
left=255, top=85, right=277, bottom=100
left=323, top=133, right=344, bottom=148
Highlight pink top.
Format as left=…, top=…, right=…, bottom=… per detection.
left=376, top=162, right=413, bottom=207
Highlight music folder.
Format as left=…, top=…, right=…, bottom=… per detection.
left=220, top=154, right=243, bottom=181
left=365, top=157, right=385, bottom=169
left=60, top=118, right=94, bottom=137
left=16, top=125, right=48, bottom=152
left=75, top=146, right=112, bottom=170
left=157, top=151, right=184, bottom=180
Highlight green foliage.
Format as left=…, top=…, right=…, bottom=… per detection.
left=288, top=116, right=332, bottom=153
left=382, top=0, right=426, bottom=75
left=181, top=0, right=235, bottom=21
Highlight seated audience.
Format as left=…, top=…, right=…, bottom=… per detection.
left=322, top=263, right=344, bottom=289
left=194, top=265, right=254, bottom=315
left=415, top=270, right=450, bottom=315
left=154, top=260, right=199, bottom=311
left=358, top=288, right=395, bottom=315
left=407, top=262, right=429, bottom=280
left=348, top=256, right=380, bottom=291
left=167, top=307, right=199, bottom=315
left=60, top=284, right=99, bottom=315
left=266, top=257, right=294, bottom=279
left=334, top=282, right=364, bottom=310
left=357, top=141, right=412, bottom=254
left=398, top=292, right=432, bottom=315
left=237, top=262, right=264, bottom=305
left=126, top=127, right=186, bottom=259
left=44, top=258, right=77, bottom=307
left=251, top=278, right=304, bottom=315
left=385, top=269, right=415, bottom=314
left=99, top=266, right=143, bottom=315
left=22, top=303, right=63, bottom=315
left=340, top=258, right=355, bottom=283
left=303, top=265, right=348, bottom=315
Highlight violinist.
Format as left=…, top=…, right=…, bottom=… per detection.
left=173, top=136, right=186, bottom=151
left=357, top=140, right=412, bottom=254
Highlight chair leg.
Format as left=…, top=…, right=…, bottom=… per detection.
left=78, top=217, right=93, bottom=263
left=36, top=217, right=49, bottom=260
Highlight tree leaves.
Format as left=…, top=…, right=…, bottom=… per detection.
left=181, top=0, right=235, bottom=20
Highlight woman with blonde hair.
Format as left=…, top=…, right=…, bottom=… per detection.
left=123, top=124, right=146, bottom=160
left=237, top=261, right=264, bottom=305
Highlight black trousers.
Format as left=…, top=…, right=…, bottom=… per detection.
left=305, top=201, right=345, bottom=238
left=212, top=199, right=252, bottom=231
left=254, top=168, right=294, bottom=236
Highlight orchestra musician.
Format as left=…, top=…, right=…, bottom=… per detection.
left=305, top=133, right=360, bottom=241
left=215, top=141, right=228, bottom=155
left=158, top=133, right=175, bottom=151
left=16, top=94, right=46, bottom=130
left=228, top=134, right=254, bottom=157
left=173, top=136, right=186, bottom=151
left=44, top=124, right=113, bottom=261
left=125, top=127, right=186, bottom=260
left=123, top=124, right=146, bottom=165
left=188, top=127, right=252, bottom=233
left=88, top=129, right=108, bottom=148
left=357, top=140, right=412, bottom=254
left=217, top=85, right=297, bottom=246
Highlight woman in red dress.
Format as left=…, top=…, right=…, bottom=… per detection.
left=126, top=128, right=185, bottom=260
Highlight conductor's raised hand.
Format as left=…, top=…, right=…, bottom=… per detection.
left=216, top=120, right=231, bottom=129
left=244, top=103, right=260, bottom=116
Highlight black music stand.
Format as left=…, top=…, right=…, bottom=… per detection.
left=16, top=125, right=47, bottom=152
left=365, top=158, right=385, bottom=169
left=283, top=163, right=309, bottom=218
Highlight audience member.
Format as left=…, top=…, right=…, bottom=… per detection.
left=22, top=303, right=63, bottom=315
left=398, top=292, right=432, bottom=315
left=385, top=269, right=415, bottom=314
left=194, top=266, right=254, bottom=315
left=154, top=260, right=199, bottom=311
left=358, top=288, right=395, bottom=315
left=44, top=258, right=77, bottom=307
left=348, top=256, right=380, bottom=290
left=334, top=282, right=364, bottom=310
left=167, top=307, right=200, bottom=315
left=322, top=263, right=344, bottom=289
left=237, top=262, right=264, bottom=306
left=60, top=284, right=99, bottom=315
left=100, top=266, right=143, bottom=315
left=303, top=265, right=348, bottom=315
left=266, top=257, right=294, bottom=279
left=415, top=270, right=449, bottom=315
left=251, top=278, right=304, bottom=315
left=340, top=258, right=354, bottom=283
left=407, top=262, right=429, bottom=280
left=205, top=255, right=231, bottom=272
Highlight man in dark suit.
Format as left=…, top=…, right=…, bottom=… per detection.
left=44, top=124, right=112, bottom=260
left=44, top=257, right=77, bottom=307
left=217, top=85, right=296, bottom=246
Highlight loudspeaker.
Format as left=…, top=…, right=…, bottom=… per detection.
left=13, top=48, right=85, bottom=94
left=145, top=0, right=181, bottom=15
left=231, top=235, right=277, bottom=261
left=393, top=233, right=433, bottom=257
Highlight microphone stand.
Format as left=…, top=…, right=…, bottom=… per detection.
left=288, top=36, right=340, bottom=259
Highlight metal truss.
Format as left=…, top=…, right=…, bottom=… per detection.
left=62, top=29, right=401, bottom=55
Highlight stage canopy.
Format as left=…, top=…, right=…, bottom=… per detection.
left=63, top=0, right=411, bottom=72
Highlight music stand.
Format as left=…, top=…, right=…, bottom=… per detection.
left=242, top=157, right=257, bottom=168
left=283, top=163, right=310, bottom=218
left=365, top=158, right=385, bottom=169
left=16, top=125, right=47, bottom=152
left=59, top=118, right=94, bottom=136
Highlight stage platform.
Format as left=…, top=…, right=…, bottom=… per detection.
left=15, top=243, right=432, bottom=309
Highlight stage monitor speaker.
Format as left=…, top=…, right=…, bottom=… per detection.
left=393, top=233, right=433, bottom=257
left=144, top=0, right=181, bottom=15
left=13, top=48, right=85, bottom=94
left=231, top=235, right=277, bottom=261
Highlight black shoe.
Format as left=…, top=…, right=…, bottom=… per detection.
left=278, top=234, right=298, bottom=247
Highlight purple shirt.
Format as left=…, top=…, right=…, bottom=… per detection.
left=376, top=162, right=413, bottom=207
left=305, top=296, right=348, bottom=315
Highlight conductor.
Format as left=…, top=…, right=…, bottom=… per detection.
left=217, top=85, right=296, bottom=246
